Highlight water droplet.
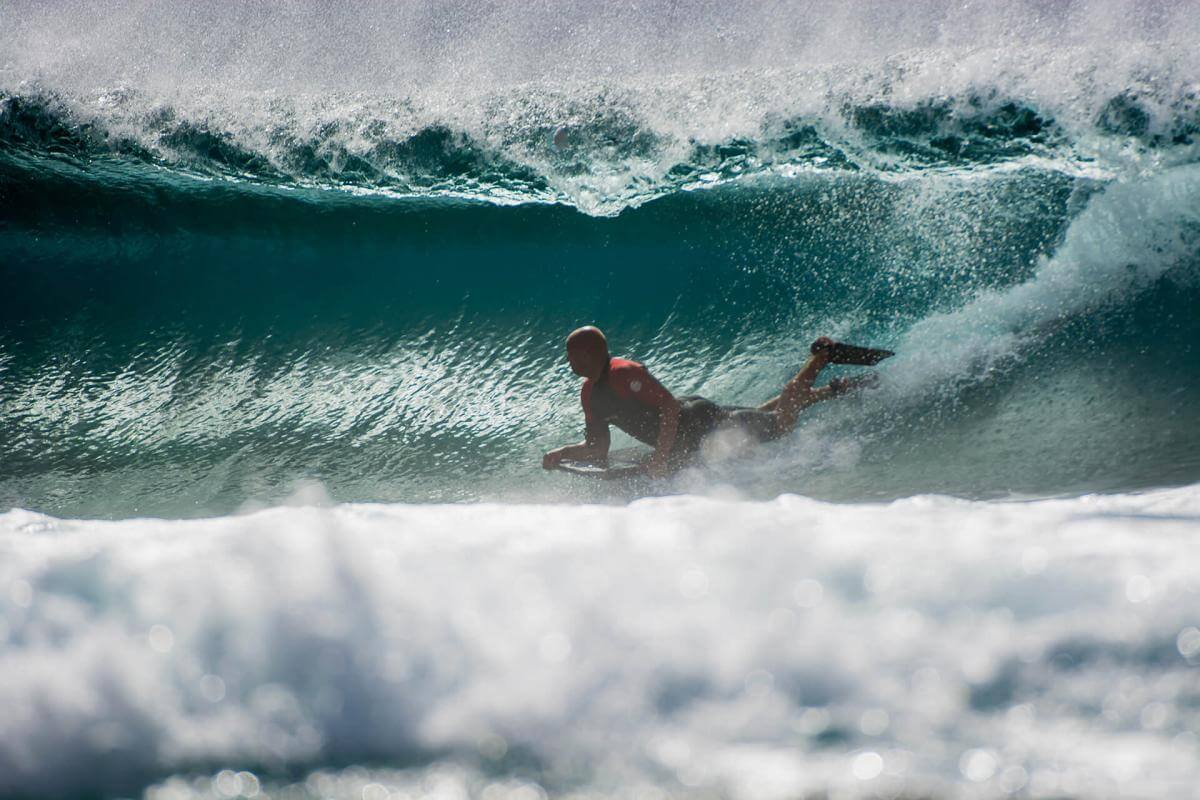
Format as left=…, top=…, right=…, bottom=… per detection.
left=213, top=770, right=240, bottom=797
left=852, top=751, right=883, bottom=780
left=960, top=749, right=998, bottom=782
left=148, top=624, right=175, bottom=653
left=1125, top=574, right=1153, bottom=603
left=1176, top=626, right=1200, bottom=659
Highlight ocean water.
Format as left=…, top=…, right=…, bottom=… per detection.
left=2, top=1, right=1199, bottom=798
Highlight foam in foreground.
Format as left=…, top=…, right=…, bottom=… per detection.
left=2, top=487, right=1199, bottom=799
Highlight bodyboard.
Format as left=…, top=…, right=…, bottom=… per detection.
left=555, top=447, right=649, bottom=480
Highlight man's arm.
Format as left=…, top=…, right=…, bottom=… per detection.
left=645, top=394, right=680, bottom=477
left=542, top=424, right=610, bottom=469
left=614, top=365, right=680, bottom=477
left=543, top=382, right=611, bottom=469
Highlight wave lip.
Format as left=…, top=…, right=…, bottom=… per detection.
left=2, top=486, right=1200, bottom=798
left=4, top=0, right=1200, bottom=212
left=5, top=61, right=1194, bottom=215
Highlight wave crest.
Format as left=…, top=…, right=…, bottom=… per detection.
left=5, top=75, right=1188, bottom=214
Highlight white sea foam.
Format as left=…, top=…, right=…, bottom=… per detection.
left=2, top=486, right=1198, bottom=798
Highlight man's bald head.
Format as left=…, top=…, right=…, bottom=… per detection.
left=566, top=326, right=608, bottom=356
left=565, top=326, right=610, bottom=379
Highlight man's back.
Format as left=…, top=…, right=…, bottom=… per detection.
left=582, top=357, right=672, bottom=447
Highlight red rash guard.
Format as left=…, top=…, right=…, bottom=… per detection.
left=581, top=357, right=675, bottom=446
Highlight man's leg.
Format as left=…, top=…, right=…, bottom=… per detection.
left=754, top=337, right=888, bottom=435
left=757, top=351, right=834, bottom=431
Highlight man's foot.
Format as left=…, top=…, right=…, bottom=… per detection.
left=811, top=338, right=895, bottom=366
left=810, top=336, right=837, bottom=356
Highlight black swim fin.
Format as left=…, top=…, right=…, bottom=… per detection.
left=810, top=338, right=895, bottom=365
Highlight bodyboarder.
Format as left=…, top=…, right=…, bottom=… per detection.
left=542, top=326, right=887, bottom=478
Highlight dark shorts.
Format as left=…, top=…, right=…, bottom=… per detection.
left=673, top=395, right=783, bottom=461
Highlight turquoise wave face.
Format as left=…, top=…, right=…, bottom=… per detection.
left=3, top=130, right=1199, bottom=516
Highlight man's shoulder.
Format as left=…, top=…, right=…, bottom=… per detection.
left=608, top=358, right=653, bottom=395
left=609, top=357, right=646, bottom=373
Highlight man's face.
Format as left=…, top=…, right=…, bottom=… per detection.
left=567, top=345, right=604, bottom=379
